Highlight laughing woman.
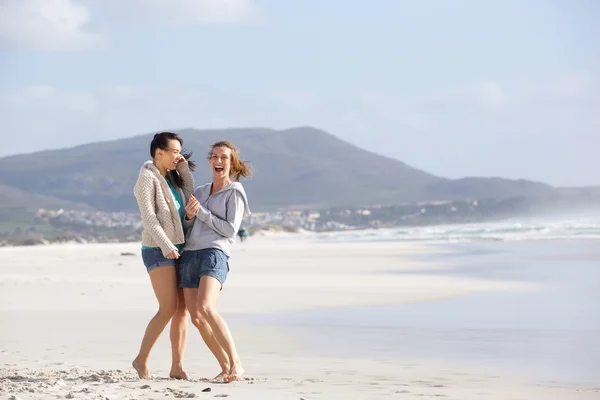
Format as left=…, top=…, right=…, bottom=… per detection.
left=179, top=141, right=251, bottom=383
left=132, top=132, right=195, bottom=379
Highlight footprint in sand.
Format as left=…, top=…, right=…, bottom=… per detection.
left=300, top=379, right=322, bottom=384
left=164, top=387, right=197, bottom=398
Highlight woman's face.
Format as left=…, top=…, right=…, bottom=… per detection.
left=157, top=139, right=182, bottom=171
left=210, top=146, right=232, bottom=180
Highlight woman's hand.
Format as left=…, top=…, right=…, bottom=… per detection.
left=166, top=249, right=180, bottom=259
left=185, top=195, right=200, bottom=220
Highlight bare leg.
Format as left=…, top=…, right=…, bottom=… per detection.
left=183, top=288, right=231, bottom=380
left=169, top=289, right=189, bottom=379
left=196, top=276, right=244, bottom=383
left=132, top=266, right=179, bottom=379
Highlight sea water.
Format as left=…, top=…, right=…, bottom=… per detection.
left=247, top=219, right=600, bottom=385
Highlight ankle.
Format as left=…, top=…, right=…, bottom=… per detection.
left=133, top=356, right=147, bottom=365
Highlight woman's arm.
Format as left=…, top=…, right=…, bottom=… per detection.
left=194, top=191, right=246, bottom=239
left=176, top=161, right=195, bottom=233
left=176, top=159, right=194, bottom=200
left=133, top=172, right=178, bottom=256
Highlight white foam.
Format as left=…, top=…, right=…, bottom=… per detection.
left=313, top=217, right=600, bottom=243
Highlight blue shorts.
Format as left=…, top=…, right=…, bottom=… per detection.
left=141, top=247, right=177, bottom=273
left=179, top=248, right=229, bottom=289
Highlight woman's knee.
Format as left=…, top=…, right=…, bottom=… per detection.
left=157, top=300, right=178, bottom=318
left=176, top=307, right=189, bottom=318
left=175, top=298, right=188, bottom=315
left=190, top=312, right=208, bottom=329
left=198, top=303, right=216, bottom=319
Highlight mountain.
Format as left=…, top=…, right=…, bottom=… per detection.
left=0, top=126, right=565, bottom=211
left=0, top=183, right=93, bottom=211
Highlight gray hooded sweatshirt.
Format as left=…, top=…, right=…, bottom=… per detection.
left=183, top=182, right=251, bottom=256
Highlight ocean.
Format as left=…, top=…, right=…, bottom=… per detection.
left=314, top=215, right=600, bottom=243
left=246, top=218, right=600, bottom=386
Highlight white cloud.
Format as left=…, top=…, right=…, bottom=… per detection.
left=1, top=77, right=598, bottom=186
left=0, top=0, right=260, bottom=51
left=0, top=0, right=102, bottom=51
left=113, top=0, right=261, bottom=25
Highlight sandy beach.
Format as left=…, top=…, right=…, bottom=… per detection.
left=1, top=236, right=597, bottom=399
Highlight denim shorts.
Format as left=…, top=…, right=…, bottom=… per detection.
left=141, top=247, right=177, bottom=273
left=178, top=248, right=229, bottom=289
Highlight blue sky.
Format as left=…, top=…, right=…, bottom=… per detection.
left=0, top=0, right=598, bottom=186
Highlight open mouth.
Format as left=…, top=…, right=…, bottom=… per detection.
left=214, top=166, right=224, bottom=173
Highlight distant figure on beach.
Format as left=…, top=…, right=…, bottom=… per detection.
left=237, top=224, right=249, bottom=242
left=178, top=141, right=251, bottom=383
left=131, top=132, right=196, bottom=380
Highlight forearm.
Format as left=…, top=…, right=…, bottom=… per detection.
left=176, top=161, right=194, bottom=199
left=146, top=216, right=177, bottom=253
left=195, top=205, right=238, bottom=238
left=183, top=214, right=195, bottom=232
left=134, top=184, right=177, bottom=254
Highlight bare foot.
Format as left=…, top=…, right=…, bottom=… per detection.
left=169, top=366, right=189, bottom=380
left=132, top=358, right=150, bottom=379
left=224, top=364, right=245, bottom=383
left=213, top=370, right=229, bottom=382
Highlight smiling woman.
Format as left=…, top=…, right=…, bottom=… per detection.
left=131, top=131, right=198, bottom=380
left=208, top=141, right=251, bottom=182
left=178, top=141, right=252, bottom=383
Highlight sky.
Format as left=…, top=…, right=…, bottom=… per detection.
left=0, top=0, right=598, bottom=186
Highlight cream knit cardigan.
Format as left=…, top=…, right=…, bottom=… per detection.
left=133, top=160, right=194, bottom=256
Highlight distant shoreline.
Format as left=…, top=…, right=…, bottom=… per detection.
left=3, top=215, right=600, bottom=247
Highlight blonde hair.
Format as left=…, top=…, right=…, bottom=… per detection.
left=208, top=141, right=251, bottom=182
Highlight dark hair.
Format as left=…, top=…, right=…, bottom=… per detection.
left=208, top=141, right=251, bottom=182
left=150, top=132, right=196, bottom=187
